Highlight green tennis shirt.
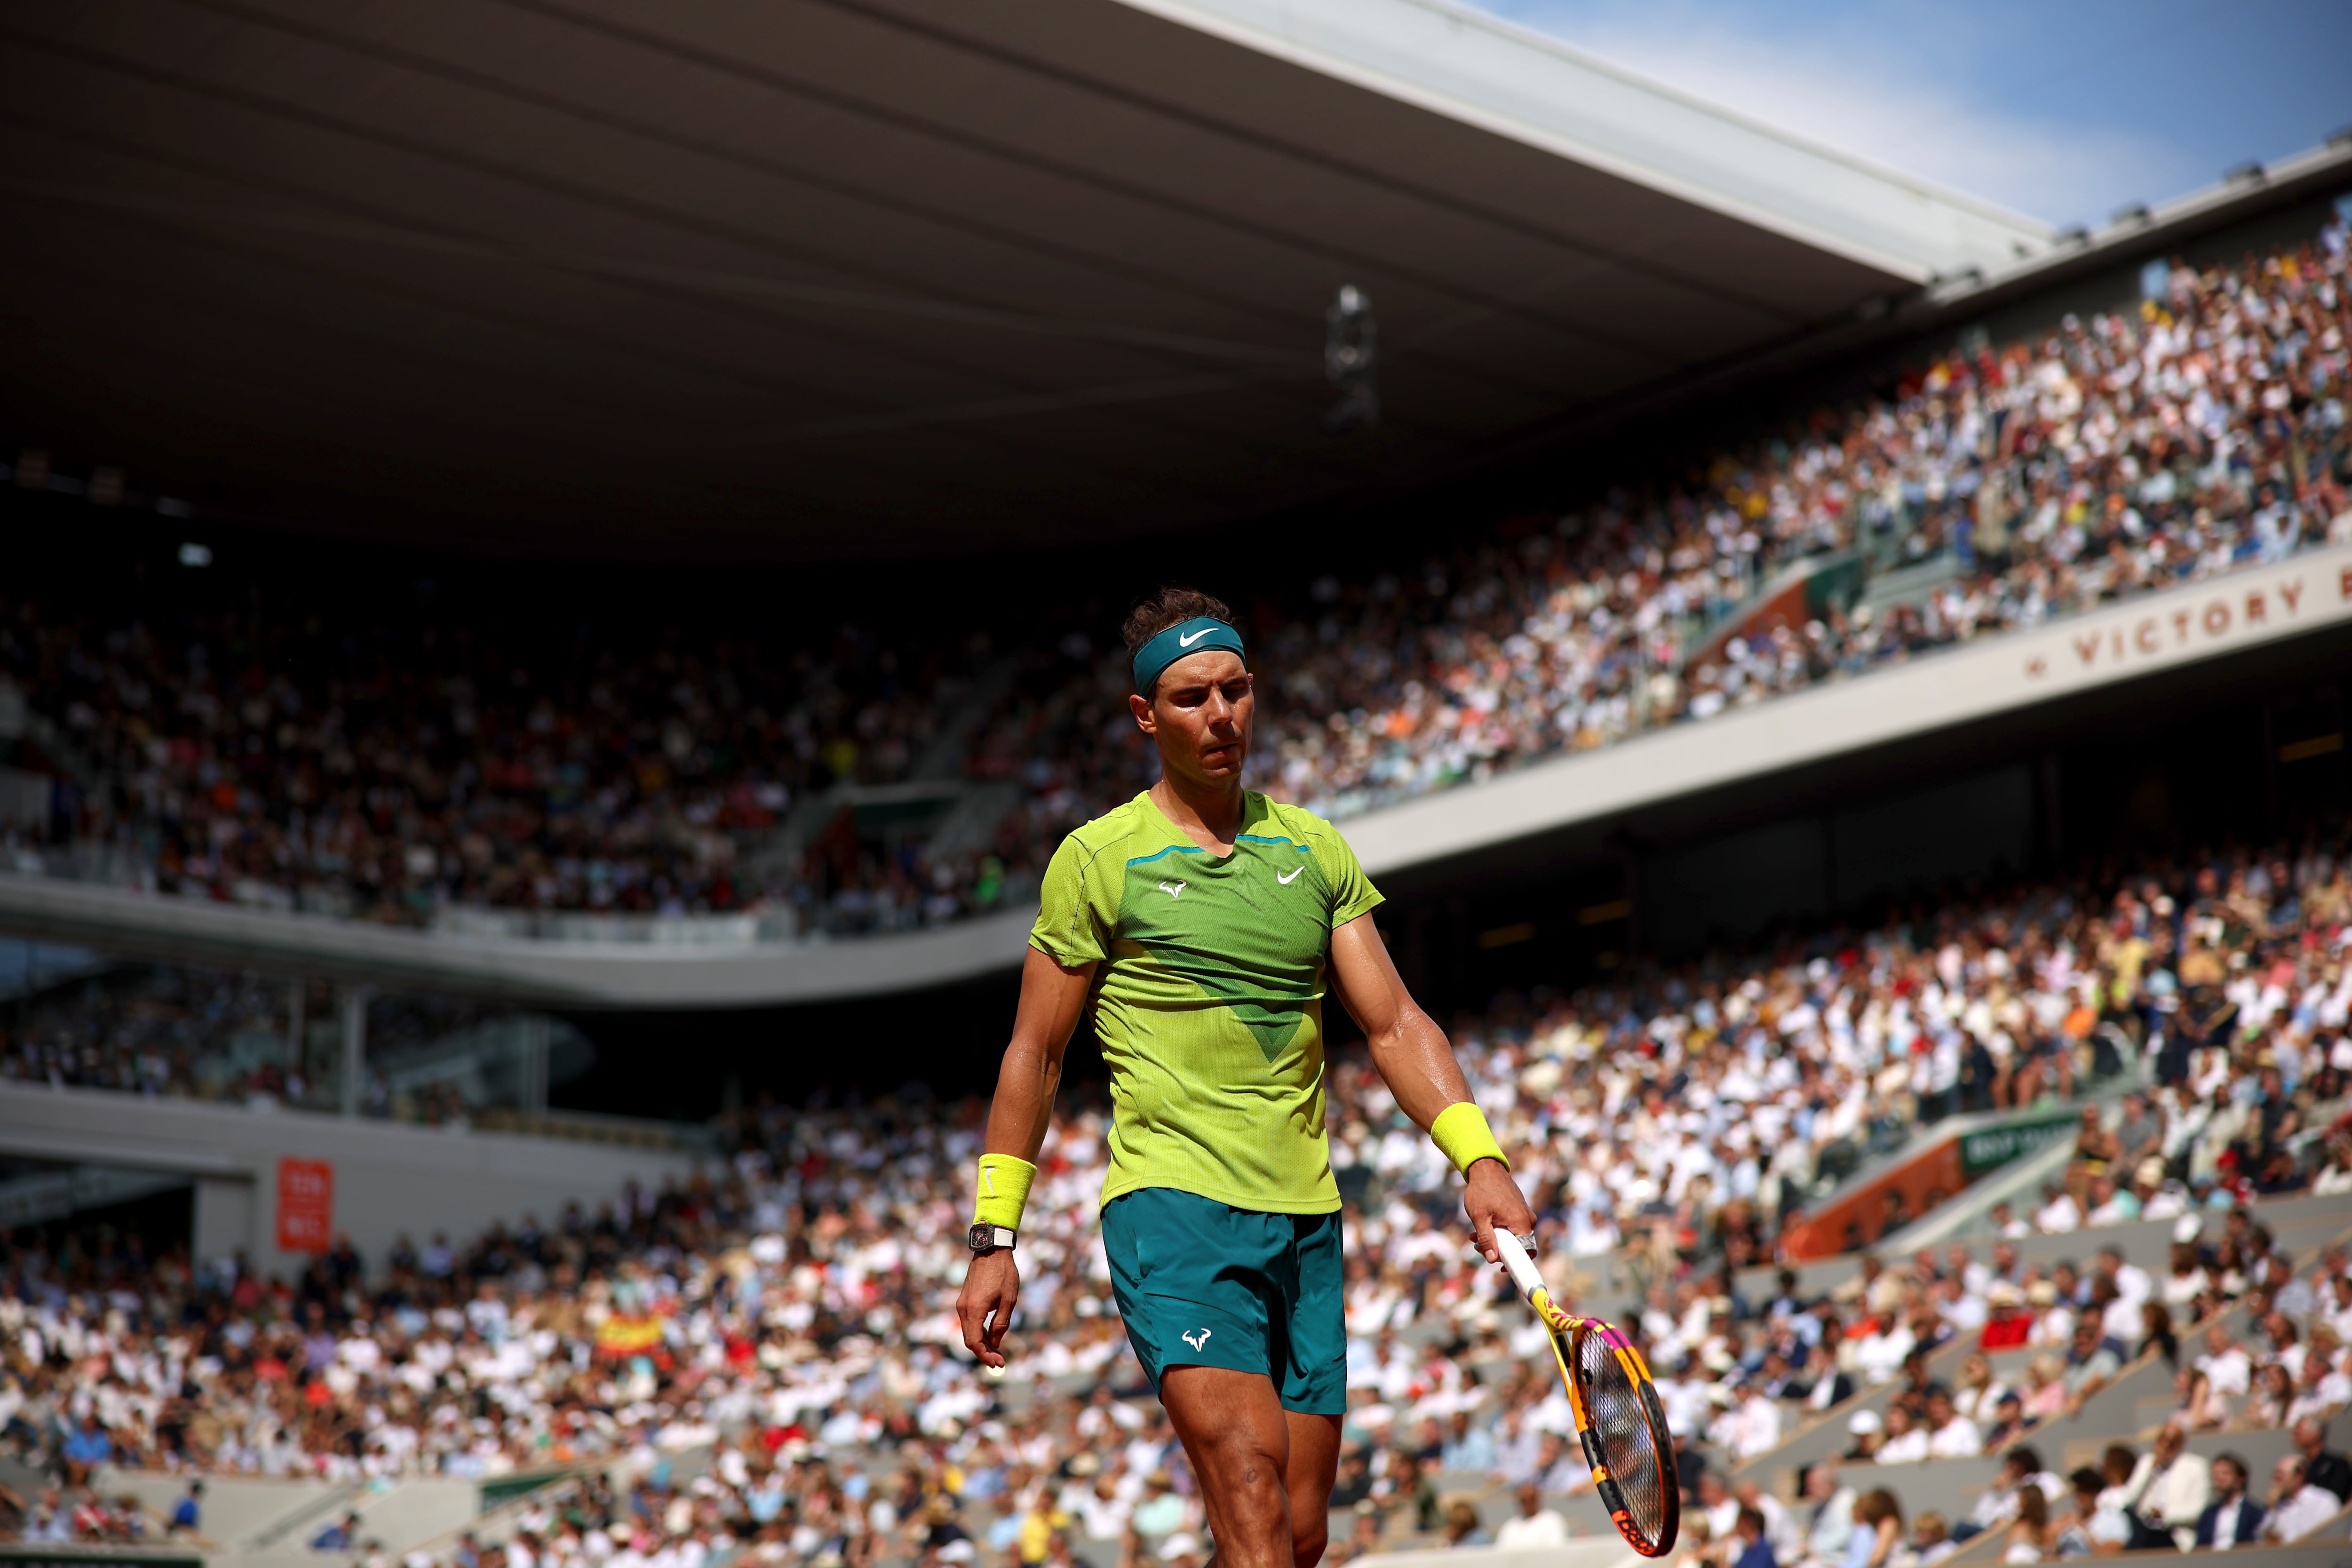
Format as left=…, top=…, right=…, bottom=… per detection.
left=1030, top=789, right=1383, bottom=1215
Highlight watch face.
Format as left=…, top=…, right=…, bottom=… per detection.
left=968, top=1223, right=993, bottom=1252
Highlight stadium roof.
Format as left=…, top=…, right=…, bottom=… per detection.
left=0, top=0, right=2052, bottom=562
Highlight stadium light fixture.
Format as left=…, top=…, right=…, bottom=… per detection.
left=1323, top=285, right=1378, bottom=434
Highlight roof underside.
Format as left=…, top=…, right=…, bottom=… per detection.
left=0, top=0, right=2049, bottom=561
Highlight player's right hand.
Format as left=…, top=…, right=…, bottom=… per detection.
left=957, top=1251, right=1021, bottom=1368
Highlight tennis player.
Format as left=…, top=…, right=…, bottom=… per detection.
left=955, top=587, right=1536, bottom=1568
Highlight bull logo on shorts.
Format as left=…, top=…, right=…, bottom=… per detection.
left=1182, top=1328, right=1212, bottom=1351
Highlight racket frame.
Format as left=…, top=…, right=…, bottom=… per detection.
left=1494, top=1231, right=1678, bottom=1558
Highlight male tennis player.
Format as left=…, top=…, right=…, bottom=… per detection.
left=956, top=588, right=1536, bottom=1568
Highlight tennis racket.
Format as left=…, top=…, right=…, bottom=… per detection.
left=1494, top=1230, right=1679, bottom=1558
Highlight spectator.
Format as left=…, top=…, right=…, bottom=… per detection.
left=1731, top=1506, right=1778, bottom=1568
left=2053, top=1467, right=2128, bottom=1557
left=2193, top=1455, right=2265, bottom=1550
left=1844, top=1491, right=1901, bottom=1568
left=1440, top=1500, right=1489, bottom=1549
left=1436, top=1409, right=1494, bottom=1476
left=1720, top=1377, right=1784, bottom=1461
left=1125, top=1473, right=1183, bottom=1542
left=2003, top=1486, right=2050, bottom=1564
left=2137, top=1302, right=2178, bottom=1370
left=310, top=1511, right=362, bottom=1552
left=2018, top=1354, right=2068, bottom=1424
left=1842, top=1410, right=1883, bottom=1464
left=1951, top=1354, right=2010, bottom=1424
left=2261, top=1454, right=2340, bottom=1543
left=2295, top=1417, right=2352, bottom=1503
left=57, top=1421, right=110, bottom=1487
left=1698, top=1473, right=1740, bottom=1542
left=2189, top=1320, right=2256, bottom=1429
left=13, top=234, right=2352, bottom=959
left=167, top=1482, right=201, bottom=1536
left=1923, top=1388, right=1984, bottom=1459
left=2128, top=1422, right=2213, bottom=1550
left=1796, top=1464, right=1858, bottom=1568
left=1875, top=1405, right=1929, bottom=1466
left=1980, top=1285, right=2033, bottom=1350
left=2032, top=1184, right=2082, bottom=1235
left=1981, top=1393, right=2033, bottom=1454
left=1493, top=1484, right=1568, bottom=1550
left=1907, top=1513, right=1955, bottom=1568
left=2060, top=1320, right=2125, bottom=1416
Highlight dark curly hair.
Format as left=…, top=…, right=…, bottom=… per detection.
left=1120, top=587, right=1235, bottom=696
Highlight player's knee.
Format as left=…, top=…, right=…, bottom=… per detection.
left=1202, top=1432, right=1288, bottom=1505
left=1290, top=1519, right=1327, bottom=1568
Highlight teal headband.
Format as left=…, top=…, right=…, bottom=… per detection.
left=1132, top=616, right=1246, bottom=695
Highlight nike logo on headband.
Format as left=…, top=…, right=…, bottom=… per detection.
left=1178, top=628, right=1213, bottom=646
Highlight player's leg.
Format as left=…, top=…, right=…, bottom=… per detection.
left=1162, top=1366, right=1297, bottom=1568
left=1281, top=1409, right=1342, bottom=1567
left=1275, top=1208, right=1346, bottom=1566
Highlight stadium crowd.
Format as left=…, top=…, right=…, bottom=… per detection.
left=3, top=820, right=2351, bottom=1563
left=1012, top=225, right=2352, bottom=832
left=5, top=224, right=2351, bottom=933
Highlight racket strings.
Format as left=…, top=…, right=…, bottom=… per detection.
left=1576, top=1331, right=1671, bottom=1549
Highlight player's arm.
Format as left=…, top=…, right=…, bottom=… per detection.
left=1327, top=912, right=1535, bottom=1262
left=955, top=943, right=1095, bottom=1368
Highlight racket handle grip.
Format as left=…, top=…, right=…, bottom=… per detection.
left=1494, top=1229, right=1545, bottom=1300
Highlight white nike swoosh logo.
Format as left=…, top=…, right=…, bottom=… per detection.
left=1177, top=628, right=1212, bottom=646
left=1278, top=867, right=1303, bottom=884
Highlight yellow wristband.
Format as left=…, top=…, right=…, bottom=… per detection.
left=974, top=1153, right=1037, bottom=1231
left=1430, top=1102, right=1509, bottom=1176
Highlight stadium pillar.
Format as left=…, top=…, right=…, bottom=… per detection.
left=518, top=1015, right=550, bottom=1115
left=192, top=1174, right=255, bottom=1270
left=337, top=985, right=368, bottom=1118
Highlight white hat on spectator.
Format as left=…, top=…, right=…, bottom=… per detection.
left=1848, top=1410, right=1883, bottom=1435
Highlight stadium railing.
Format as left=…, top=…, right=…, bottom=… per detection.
left=1359, top=1543, right=1637, bottom=1568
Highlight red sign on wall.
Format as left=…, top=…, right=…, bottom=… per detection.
left=276, top=1158, right=334, bottom=1253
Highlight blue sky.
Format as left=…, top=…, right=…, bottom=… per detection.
left=1464, top=0, right=2352, bottom=229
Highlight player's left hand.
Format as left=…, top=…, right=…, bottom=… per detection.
left=1462, top=1156, right=1537, bottom=1265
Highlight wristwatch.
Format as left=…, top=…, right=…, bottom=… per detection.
left=968, top=1224, right=1017, bottom=1256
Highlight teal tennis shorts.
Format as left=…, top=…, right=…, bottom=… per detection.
left=1101, top=1187, right=1346, bottom=1415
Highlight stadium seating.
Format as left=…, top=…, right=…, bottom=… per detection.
left=4, top=226, right=2350, bottom=945
left=3, top=814, right=2347, bottom=1567
left=967, top=227, right=2352, bottom=844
